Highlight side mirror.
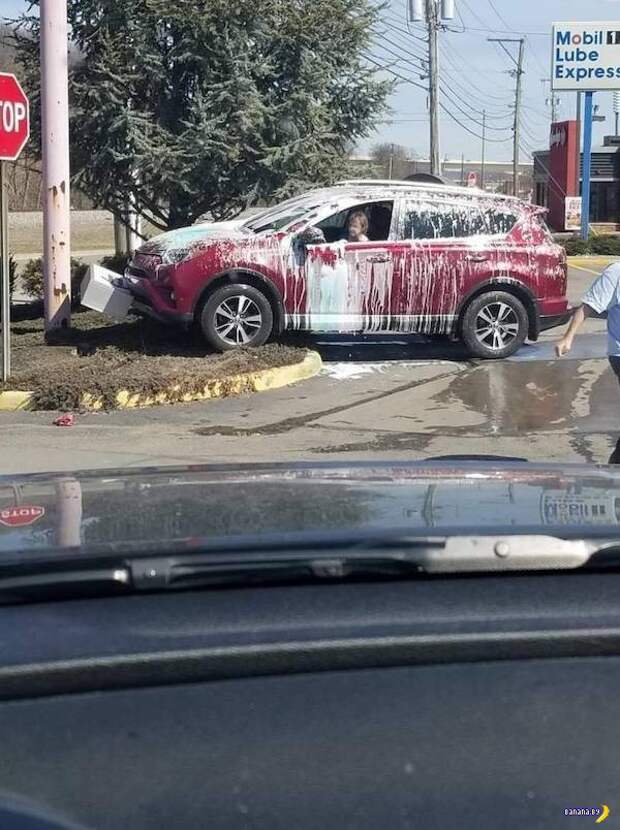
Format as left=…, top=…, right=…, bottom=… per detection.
left=297, top=226, right=326, bottom=246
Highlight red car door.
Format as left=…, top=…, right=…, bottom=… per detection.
left=391, top=197, right=502, bottom=334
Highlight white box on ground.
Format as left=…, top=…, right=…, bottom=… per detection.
left=81, top=264, right=133, bottom=320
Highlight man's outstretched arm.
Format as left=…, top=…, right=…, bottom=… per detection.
left=556, top=304, right=595, bottom=357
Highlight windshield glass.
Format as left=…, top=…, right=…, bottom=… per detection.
left=244, top=204, right=319, bottom=234
left=1, top=2, right=619, bottom=579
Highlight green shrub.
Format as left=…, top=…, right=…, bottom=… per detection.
left=558, top=234, right=620, bottom=257
left=562, top=236, right=590, bottom=256
left=590, top=235, right=620, bottom=256
left=99, top=253, right=129, bottom=274
left=21, top=257, right=88, bottom=306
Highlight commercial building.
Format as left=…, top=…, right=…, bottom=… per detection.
left=533, top=122, right=620, bottom=231
left=350, top=155, right=533, bottom=200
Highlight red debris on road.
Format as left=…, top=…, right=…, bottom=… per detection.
left=53, top=413, right=75, bottom=427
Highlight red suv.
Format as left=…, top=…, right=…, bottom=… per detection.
left=123, top=181, right=569, bottom=359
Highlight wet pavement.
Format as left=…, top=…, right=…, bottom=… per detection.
left=0, top=265, right=617, bottom=474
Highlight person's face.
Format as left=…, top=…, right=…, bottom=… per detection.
left=348, top=215, right=365, bottom=240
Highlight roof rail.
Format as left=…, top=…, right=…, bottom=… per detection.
left=336, top=179, right=427, bottom=188
left=336, top=179, right=480, bottom=193
left=334, top=179, right=521, bottom=201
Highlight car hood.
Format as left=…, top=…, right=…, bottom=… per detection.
left=0, top=461, right=619, bottom=561
left=138, top=219, right=249, bottom=258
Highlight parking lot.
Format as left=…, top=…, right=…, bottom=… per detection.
left=0, top=261, right=616, bottom=474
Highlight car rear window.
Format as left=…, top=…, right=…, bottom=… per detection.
left=401, top=201, right=518, bottom=241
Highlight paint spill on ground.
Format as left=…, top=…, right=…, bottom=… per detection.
left=321, top=361, right=455, bottom=380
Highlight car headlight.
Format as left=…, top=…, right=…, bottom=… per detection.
left=162, top=247, right=191, bottom=265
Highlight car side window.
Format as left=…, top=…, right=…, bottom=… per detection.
left=316, top=201, right=394, bottom=243
left=400, top=200, right=517, bottom=240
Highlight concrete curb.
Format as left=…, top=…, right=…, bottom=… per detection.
left=0, top=350, right=322, bottom=412
left=0, top=390, right=34, bottom=411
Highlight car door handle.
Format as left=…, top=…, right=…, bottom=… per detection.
left=367, top=255, right=391, bottom=263
left=465, top=254, right=488, bottom=262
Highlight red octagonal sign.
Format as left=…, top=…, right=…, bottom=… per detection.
left=0, top=506, right=45, bottom=528
left=0, top=73, right=30, bottom=162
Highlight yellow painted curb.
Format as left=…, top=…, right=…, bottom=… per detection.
left=568, top=256, right=620, bottom=265
left=0, top=390, right=34, bottom=411
left=81, top=350, right=323, bottom=411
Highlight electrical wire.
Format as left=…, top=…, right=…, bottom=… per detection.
left=375, top=18, right=516, bottom=119
left=373, top=35, right=514, bottom=121
left=363, top=53, right=512, bottom=143
left=486, top=0, right=512, bottom=31
left=369, top=44, right=513, bottom=133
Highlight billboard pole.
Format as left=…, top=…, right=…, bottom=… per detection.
left=581, top=90, right=593, bottom=241
left=40, top=0, right=72, bottom=332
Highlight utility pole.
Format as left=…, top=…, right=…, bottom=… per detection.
left=488, top=37, right=525, bottom=198
left=426, top=0, right=441, bottom=176
left=411, top=0, right=454, bottom=178
left=481, top=109, right=486, bottom=189
left=40, top=0, right=71, bottom=332
left=541, top=78, right=560, bottom=123
left=388, top=143, right=394, bottom=179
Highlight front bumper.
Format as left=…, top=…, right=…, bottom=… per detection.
left=131, top=298, right=193, bottom=327
left=122, top=275, right=192, bottom=327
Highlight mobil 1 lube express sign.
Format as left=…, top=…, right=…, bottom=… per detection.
left=553, top=21, right=620, bottom=89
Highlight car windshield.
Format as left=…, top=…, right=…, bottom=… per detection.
left=243, top=204, right=318, bottom=234
left=1, top=3, right=620, bottom=587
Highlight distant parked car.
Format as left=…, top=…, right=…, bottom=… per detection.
left=122, top=181, right=569, bottom=358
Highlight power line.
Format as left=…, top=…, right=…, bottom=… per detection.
left=486, top=0, right=512, bottom=31
left=375, top=17, right=516, bottom=117
left=460, top=0, right=492, bottom=29
left=369, top=43, right=512, bottom=132
left=380, top=10, right=522, bottom=113
left=438, top=42, right=515, bottom=107
left=373, top=34, right=514, bottom=120
left=363, top=53, right=512, bottom=143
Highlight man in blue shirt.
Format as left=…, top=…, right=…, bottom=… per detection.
left=556, top=262, right=620, bottom=464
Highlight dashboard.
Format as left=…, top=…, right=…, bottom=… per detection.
left=0, top=571, right=618, bottom=829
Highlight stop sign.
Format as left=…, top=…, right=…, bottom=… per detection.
left=0, top=73, right=30, bottom=162
left=0, top=506, right=45, bottom=528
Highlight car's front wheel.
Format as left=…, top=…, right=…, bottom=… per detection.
left=200, top=284, right=274, bottom=351
left=460, top=291, right=528, bottom=359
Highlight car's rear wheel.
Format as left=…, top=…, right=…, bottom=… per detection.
left=200, top=284, right=273, bottom=351
left=461, top=291, right=528, bottom=359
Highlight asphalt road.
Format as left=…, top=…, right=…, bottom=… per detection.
left=0, top=262, right=617, bottom=475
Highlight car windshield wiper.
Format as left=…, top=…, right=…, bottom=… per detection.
left=1, top=534, right=620, bottom=603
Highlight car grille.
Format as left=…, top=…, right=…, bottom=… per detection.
left=128, top=252, right=163, bottom=280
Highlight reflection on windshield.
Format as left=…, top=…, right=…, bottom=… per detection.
left=1, top=468, right=620, bottom=561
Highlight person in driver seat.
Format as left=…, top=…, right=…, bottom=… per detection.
left=347, top=210, right=369, bottom=242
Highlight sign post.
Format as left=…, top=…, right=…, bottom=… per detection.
left=552, top=21, right=620, bottom=239
left=40, top=0, right=72, bottom=333
left=581, top=91, right=594, bottom=240
left=0, top=73, right=30, bottom=382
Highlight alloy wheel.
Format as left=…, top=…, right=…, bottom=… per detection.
left=474, top=301, right=520, bottom=351
left=214, top=294, right=263, bottom=346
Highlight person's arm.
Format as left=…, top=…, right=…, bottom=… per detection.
left=555, top=304, right=595, bottom=356
left=556, top=265, right=620, bottom=357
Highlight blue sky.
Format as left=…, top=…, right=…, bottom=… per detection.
left=4, top=0, right=620, bottom=162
